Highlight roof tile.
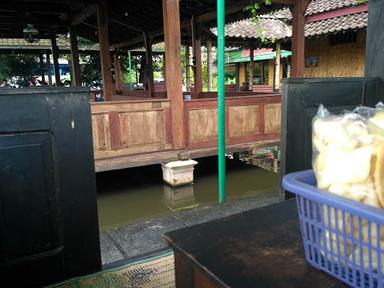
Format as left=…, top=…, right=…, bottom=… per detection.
left=211, top=18, right=292, bottom=40
left=305, top=12, right=368, bottom=36
left=306, top=0, right=363, bottom=15
left=213, top=9, right=368, bottom=40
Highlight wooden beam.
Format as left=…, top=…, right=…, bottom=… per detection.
left=163, top=0, right=185, bottom=149
left=306, top=3, right=368, bottom=23
left=114, top=0, right=295, bottom=50
left=97, top=1, right=113, bottom=101
left=290, top=0, right=310, bottom=77
left=197, top=0, right=295, bottom=23
left=71, top=4, right=97, bottom=26
left=69, top=26, right=81, bottom=86
left=113, top=30, right=163, bottom=49
left=50, top=34, right=61, bottom=86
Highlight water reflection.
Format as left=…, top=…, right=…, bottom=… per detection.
left=96, top=156, right=279, bottom=231
left=161, top=184, right=198, bottom=212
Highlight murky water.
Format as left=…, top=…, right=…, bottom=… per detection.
left=96, top=156, right=279, bottom=231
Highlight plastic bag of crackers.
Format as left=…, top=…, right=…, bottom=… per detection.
left=312, top=103, right=384, bottom=273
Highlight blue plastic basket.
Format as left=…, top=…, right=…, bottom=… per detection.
left=283, top=170, right=384, bottom=288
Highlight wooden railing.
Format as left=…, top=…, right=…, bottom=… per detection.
left=91, top=99, right=172, bottom=160
left=111, top=90, right=279, bottom=101
left=91, top=94, right=281, bottom=170
left=184, top=95, right=281, bottom=149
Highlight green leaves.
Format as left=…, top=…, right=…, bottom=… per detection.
left=245, top=0, right=273, bottom=17
left=245, top=0, right=275, bottom=45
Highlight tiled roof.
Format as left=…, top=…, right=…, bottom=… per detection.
left=211, top=18, right=292, bottom=40
left=259, top=8, right=292, bottom=21
left=213, top=0, right=368, bottom=40
left=259, top=0, right=365, bottom=21
left=305, top=11, right=368, bottom=36
left=0, top=37, right=99, bottom=51
left=306, top=0, right=363, bottom=15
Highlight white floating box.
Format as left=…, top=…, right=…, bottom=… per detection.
left=161, top=160, right=198, bottom=187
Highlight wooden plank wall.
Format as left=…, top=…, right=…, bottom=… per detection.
left=91, top=100, right=173, bottom=160
left=91, top=95, right=281, bottom=170
left=185, top=95, right=281, bottom=149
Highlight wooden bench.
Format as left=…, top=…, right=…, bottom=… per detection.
left=253, top=85, right=277, bottom=94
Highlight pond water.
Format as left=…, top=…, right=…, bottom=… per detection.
left=96, top=156, right=279, bottom=231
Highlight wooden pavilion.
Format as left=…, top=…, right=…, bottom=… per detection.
left=0, top=0, right=310, bottom=172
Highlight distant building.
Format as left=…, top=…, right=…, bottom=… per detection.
left=303, top=0, right=367, bottom=77
left=213, top=0, right=368, bottom=88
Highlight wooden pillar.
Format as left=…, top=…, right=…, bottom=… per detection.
left=50, top=34, right=61, bottom=86
left=97, top=1, right=113, bottom=101
left=239, top=62, right=246, bottom=89
left=163, top=0, right=185, bottom=149
left=291, top=0, right=310, bottom=77
left=249, top=47, right=254, bottom=91
left=39, top=54, right=45, bottom=85
left=67, top=57, right=73, bottom=84
left=260, top=61, right=265, bottom=84
left=135, top=61, right=139, bottom=85
left=235, top=63, right=240, bottom=91
left=274, top=42, right=281, bottom=91
left=69, top=26, right=81, bottom=86
left=193, top=39, right=202, bottom=95
left=268, top=60, right=274, bottom=87
left=207, top=40, right=212, bottom=92
left=139, top=53, right=146, bottom=84
left=114, top=48, right=123, bottom=92
left=193, top=30, right=203, bottom=96
left=144, top=34, right=154, bottom=97
left=163, top=52, right=167, bottom=91
left=185, top=46, right=191, bottom=92
left=46, top=51, right=52, bottom=85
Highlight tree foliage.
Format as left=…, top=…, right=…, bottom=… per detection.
left=80, top=54, right=102, bottom=85
left=0, top=54, right=40, bottom=81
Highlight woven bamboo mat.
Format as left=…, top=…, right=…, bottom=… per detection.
left=52, top=252, right=175, bottom=288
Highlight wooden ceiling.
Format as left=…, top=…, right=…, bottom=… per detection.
left=0, top=0, right=294, bottom=48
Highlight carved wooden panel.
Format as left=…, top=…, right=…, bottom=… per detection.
left=188, top=108, right=218, bottom=143
left=91, top=114, right=109, bottom=151
left=264, top=103, right=281, bottom=133
left=229, top=105, right=259, bottom=137
left=119, top=110, right=165, bottom=147
left=91, top=100, right=172, bottom=159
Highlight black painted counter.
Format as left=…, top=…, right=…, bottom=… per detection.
left=162, top=200, right=345, bottom=288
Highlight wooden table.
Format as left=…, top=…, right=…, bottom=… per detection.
left=162, top=200, right=346, bottom=288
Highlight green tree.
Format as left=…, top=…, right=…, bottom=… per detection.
left=0, top=56, right=12, bottom=81
left=80, top=54, right=102, bottom=86
left=120, top=53, right=142, bottom=84
left=0, top=54, right=40, bottom=83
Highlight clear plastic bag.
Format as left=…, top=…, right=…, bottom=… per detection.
left=312, top=103, right=384, bottom=272
left=313, top=103, right=384, bottom=208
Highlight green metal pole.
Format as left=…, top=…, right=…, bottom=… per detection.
left=217, top=0, right=226, bottom=203
left=128, top=50, right=133, bottom=90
